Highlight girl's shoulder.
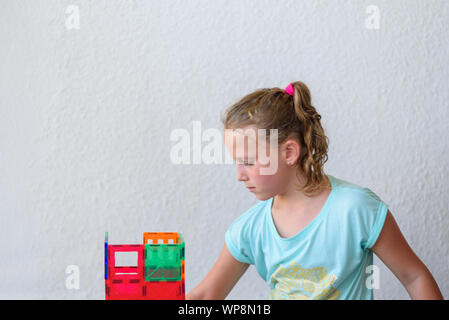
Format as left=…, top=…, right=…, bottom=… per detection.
left=328, top=174, right=389, bottom=250
left=328, top=174, right=388, bottom=232
left=329, top=174, right=385, bottom=204
left=231, top=199, right=269, bottom=226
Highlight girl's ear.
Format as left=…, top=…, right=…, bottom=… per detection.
left=283, top=139, right=301, bottom=165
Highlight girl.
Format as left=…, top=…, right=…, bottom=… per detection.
left=186, top=81, right=443, bottom=300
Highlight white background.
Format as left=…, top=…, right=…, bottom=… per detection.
left=0, top=0, right=448, bottom=299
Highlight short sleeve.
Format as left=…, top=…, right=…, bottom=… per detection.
left=225, top=213, right=255, bottom=265
left=358, top=187, right=389, bottom=250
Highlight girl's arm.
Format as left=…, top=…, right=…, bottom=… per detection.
left=370, top=210, right=444, bottom=299
left=186, top=243, right=250, bottom=300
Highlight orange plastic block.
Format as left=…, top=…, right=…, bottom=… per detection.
left=181, top=260, right=185, bottom=280
left=143, top=232, right=183, bottom=245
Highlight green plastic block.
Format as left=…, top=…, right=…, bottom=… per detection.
left=144, top=243, right=184, bottom=281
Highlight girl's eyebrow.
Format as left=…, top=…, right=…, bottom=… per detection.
left=236, top=157, right=256, bottom=162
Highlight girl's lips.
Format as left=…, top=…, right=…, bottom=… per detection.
left=247, top=187, right=256, bottom=191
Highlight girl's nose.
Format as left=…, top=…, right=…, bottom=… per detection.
left=236, top=165, right=248, bottom=181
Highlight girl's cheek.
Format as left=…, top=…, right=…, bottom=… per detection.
left=254, top=168, right=274, bottom=183
left=255, top=162, right=277, bottom=177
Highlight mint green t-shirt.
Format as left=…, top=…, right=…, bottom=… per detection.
left=225, top=174, right=388, bottom=300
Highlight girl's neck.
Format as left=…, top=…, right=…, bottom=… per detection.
left=273, top=174, right=331, bottom=212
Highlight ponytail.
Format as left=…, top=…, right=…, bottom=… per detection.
left=289, top=81, right=329, bottom=195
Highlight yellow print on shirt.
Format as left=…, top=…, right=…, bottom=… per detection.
left=269, top=261, right=340, bottom=300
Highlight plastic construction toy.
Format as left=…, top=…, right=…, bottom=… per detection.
left=104, top=232, right=185, bottom=300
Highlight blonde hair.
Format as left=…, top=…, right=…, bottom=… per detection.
left=220, top=81, right=330, bottom=197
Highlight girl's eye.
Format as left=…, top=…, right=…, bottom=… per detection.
left=236, top=160, right=255, bottom=166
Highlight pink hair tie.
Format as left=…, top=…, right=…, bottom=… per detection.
left=284, top=83, right=294, bottom=96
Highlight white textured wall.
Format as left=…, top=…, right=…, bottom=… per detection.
left=1, top=0, right=448, bottom=299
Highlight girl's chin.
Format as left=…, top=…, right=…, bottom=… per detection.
left=254, top=193, right=271, bottom=201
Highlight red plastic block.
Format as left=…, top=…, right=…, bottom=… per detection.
left=145, top=279, right=185, bottom=300
left=106, top=245, right=146, bottom=300
left=106, top=278, right=146, bottom=300
left=107, top=245, right=144, bottom=280
left=104, top=236, right=186, bottom=300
